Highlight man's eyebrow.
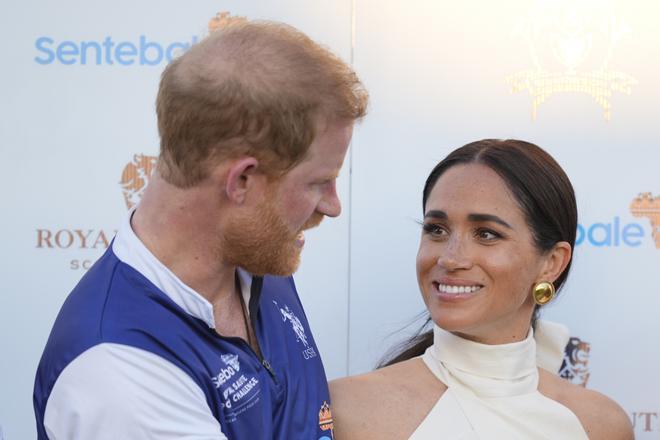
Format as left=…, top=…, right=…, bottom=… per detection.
left=467, top=213, right=513, bottom=229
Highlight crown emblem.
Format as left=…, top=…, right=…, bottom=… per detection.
left=630, top=193, right=660, bottom=248
left=507, top=1, right=636, bottom=120
left=208, top=11, right=248, bottom=33
left=318, top=401, right=334, bottom=431
left=119, top=154, right=157, bottom=210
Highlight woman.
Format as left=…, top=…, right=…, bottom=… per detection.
left=330, top=139, right=633, bottom=439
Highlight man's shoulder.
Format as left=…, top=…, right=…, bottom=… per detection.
left=38, top=250, right=207, bottom=397
left=51, top=250, right=172, bottom=347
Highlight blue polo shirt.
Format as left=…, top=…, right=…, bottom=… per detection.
left=34, top=213, right=334, bottom=440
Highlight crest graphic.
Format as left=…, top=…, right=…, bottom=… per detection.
left=319, top=401, right=334, bottom=432
left=221, top=353, right=241, bottom=372
left=119, top=154, right=157, bottom=210
left=273, top=301, right=309, bottom=347
left=630, top=193, right=660, bottom=249
left=507, top=0, right=636, bottom=120
left=208, top=11, right=248, bottom=33
left=559, top=336, right=591, bottom=387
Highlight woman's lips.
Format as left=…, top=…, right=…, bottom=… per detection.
left=432, top=280, right=483, bottom=301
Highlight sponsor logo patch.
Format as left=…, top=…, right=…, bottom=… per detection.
left=213, top=353, right=261, bottom=423
left=319, top=401, right=334, bottom=432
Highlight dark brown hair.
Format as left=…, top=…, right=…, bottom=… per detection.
left=380, top=139, right=577, bottom=367
left=156, top=20, right=369, bottom=187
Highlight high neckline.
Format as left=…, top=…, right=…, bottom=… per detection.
left=415, top=323, right=590, bottom=440
left=425, top=325, right=539, bottom=398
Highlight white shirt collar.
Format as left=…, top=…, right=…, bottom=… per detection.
left=112, top=208, right=252, bottom=329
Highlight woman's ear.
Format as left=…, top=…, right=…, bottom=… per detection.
left=538, top=241, right=572, bottom=283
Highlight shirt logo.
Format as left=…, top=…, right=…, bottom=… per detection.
left=221, top=353, right=241, bottom=372
left=319, top=401, right=334, bottom=432
left=273, top=300, right=317, bottom=359
left=213, top=353, right=261, bottom=422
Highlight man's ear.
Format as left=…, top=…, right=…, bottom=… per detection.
left=538, top=241, right=572, bottom=284
left=224, top=157, right=261, bottom=204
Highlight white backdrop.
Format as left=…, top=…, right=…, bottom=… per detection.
left=2, top=1, right=659, bottom=438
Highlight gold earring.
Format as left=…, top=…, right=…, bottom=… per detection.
left=533, top=281, right=555, bottom=305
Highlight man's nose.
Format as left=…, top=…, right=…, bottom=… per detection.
left=317, top=181, right=341, bottom=218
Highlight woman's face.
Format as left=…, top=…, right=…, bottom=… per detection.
left=417, top=163, right=554, bottom=344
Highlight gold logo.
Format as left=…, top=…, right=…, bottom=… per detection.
left=507, top=1, right=636, bottom=120
left=559, top=336, right=591, bottom=387
left=119, top=154, right=157, bottom=210
left=630, top=193, right=660, bottom=249
left=318, top=401, right=334, bottom=432
left=208, top=11, right=248, bottom=33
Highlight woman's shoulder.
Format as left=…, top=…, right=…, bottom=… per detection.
left=332, top=357, right=429, bottom=388
left=330, top=357, right=440, bottom=411
left=538, top=368, right=633, bottom=440
left=330, top=357, right=445, bottom=440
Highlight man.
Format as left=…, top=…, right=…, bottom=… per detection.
left=34, top=20, right=367, bottom=439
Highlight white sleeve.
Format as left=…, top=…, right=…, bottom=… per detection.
left=44, top=343, right=228, bottom=440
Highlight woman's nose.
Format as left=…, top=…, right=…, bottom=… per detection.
left=436, top=236, right=472, bottom=271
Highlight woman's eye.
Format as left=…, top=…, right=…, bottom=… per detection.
left=422, top=223, right=447, bottom=237
left=476, top=229, right=500, bottom=241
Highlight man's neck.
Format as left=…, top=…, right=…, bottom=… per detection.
left=131, top=175, right=248, bottom=339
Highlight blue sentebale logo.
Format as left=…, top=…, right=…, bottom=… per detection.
left=34, top=35, right=199, bottom=66
left=576, top=217, right=644, bottom=247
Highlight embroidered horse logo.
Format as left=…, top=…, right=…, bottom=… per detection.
left=273, top=301, right=309, bottom=347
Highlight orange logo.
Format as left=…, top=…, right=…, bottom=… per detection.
left=559, top=337, right=591, bottom=387
left=119, top=154, right=157, bottom=210
left=630, top=193, right=660, bottom=249
left=319, top=401, right=334, bottom=432
left=208, top=11, right=248, bottom=33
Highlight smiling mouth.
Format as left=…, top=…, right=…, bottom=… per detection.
left=433, top=282, right=483, bottom=295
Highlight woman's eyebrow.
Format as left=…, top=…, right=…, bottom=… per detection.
left=424, top=210, right=512, bottom=230
left=467, top=213, right=513, bottom=229
left=424, top=210, right=447, bottom=220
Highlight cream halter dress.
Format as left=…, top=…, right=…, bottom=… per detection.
left=410, top=321, right=589, bottom=439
